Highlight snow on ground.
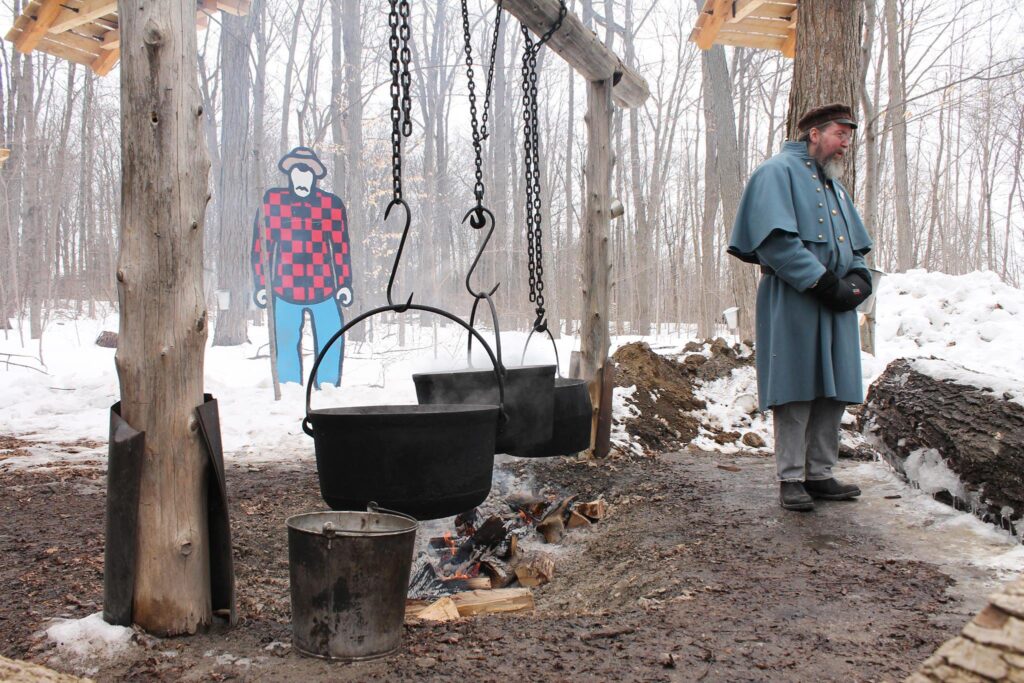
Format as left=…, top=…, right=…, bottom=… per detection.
left=0, top=308, right=582, bottom=467
left=682, top=269, right=1024, bottom=454
left=45, top=611, right=134, bottom=661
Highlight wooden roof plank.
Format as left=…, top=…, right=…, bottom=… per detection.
left=713, top=31, right=786, bottom=50
left=728, top=17, right=791, bottom=37
left=50, top=0, right=117, bottom=35
left=101, top=29, right=119, bottom=50
left=15, top=0, right=64, bottom=53
left=731, top=0, right=772, bottom=23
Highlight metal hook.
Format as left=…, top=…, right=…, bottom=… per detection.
left=384, top=198, right=415, bottom=311
left=463, top=205, right=501, bottom=299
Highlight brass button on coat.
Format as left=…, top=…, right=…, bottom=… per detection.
left=818, top=202, right=823, bottom=208
left=832, top=209, right=838, bottom=215
left=838, top=235, right=846, bottom=242
left=818, top=217, right=824, bottom=223
left=816, top=187, right=822, bottom=192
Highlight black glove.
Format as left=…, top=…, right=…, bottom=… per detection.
left=847, top=268, right=873, bottom=298
left=808, top=270, right=867, bottom=312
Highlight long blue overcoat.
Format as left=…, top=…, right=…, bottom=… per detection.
left=728, top=141, right=873, bottom=411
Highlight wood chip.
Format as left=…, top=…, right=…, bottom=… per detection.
left=415, top=596, right=460, bottom=622
left=567, top=510, right=592, bottom=529
left=576, top=499, right=607, bottom=520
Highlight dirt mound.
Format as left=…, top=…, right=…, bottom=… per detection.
left=612, top=339, right=754, bottom=454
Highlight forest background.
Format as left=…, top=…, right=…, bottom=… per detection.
left=1, top=0, right=1022, bottom=347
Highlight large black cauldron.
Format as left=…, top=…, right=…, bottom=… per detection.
left=303, top=303, right=505, bottom=521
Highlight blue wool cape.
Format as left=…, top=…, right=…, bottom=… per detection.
left=728, top=141, right=873, bottom=411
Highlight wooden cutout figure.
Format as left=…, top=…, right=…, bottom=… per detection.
left=251, top=147, right=353, bottom=387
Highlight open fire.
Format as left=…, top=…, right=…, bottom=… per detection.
left=408, top=490, right=607, bottom=600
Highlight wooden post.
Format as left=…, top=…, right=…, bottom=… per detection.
left=116, top=0, right=213, bottom=635
left=581, top=78, right=613, bottom=454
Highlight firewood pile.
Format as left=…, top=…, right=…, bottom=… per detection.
left=406, top=492, right=608, bottom=622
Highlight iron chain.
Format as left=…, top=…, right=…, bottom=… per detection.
left=388, top=0, right=413, bottom=201
left=520, top=0, right=565, bottom=330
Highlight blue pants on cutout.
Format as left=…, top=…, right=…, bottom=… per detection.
left=273, top=298, right=344, bottom=388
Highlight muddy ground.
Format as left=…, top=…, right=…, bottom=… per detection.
left=0, top=441, right=977, bottom=682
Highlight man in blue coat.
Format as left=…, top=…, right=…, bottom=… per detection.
left=728, top=104, right=874, bottom=511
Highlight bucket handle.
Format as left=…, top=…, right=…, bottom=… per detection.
left=520, top=325, right=563, bottom=379
left=303, top=302, right=508, bottom=434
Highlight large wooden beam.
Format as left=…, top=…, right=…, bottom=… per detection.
left=695, top=0, right=731, bottom=50
left=14, top=0, right=64, bottom=54
left=580, top=78, right=613, bottom=454
left=496, top=0, right=649, bottom=108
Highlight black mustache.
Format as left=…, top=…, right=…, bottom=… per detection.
left=296, top=186, right=309, bottom=192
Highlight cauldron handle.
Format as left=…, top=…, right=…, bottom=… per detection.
left=304, top=302, right=508, bottom=424
left=520, top=325, right=563, bottom=378
left=466, top=291, right=504, bottom=373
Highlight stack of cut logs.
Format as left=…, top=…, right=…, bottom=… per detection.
left=406, top=492, right=607, bottom=622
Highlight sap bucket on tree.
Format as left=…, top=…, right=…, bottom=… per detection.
left=287, top=506, right=417, bottom=660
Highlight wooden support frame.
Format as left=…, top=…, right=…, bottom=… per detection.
left=496, top=0, right=649, bottom=108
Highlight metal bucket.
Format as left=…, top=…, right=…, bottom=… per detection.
left=287, top=508, right=417, bottom=661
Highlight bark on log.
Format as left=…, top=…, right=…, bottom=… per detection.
left=859, top=358, right=1024, bottom=538
left=117, top=0, right=213, bottom=634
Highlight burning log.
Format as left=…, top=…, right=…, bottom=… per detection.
left=479, top=555, right=516, bottom=588
left=471, top=515, right=509, bottom=548
left=536, top=496, right=576, bottom=543
left=513, top=552, right=555, bottom=587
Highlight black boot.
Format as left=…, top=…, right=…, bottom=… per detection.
left=780, top=482, right=814, bottom=511
left=804, top=478, right=861, bottom=500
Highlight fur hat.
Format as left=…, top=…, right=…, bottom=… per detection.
left=797, top=103, right=858, bottom=133
left=278, top=146, right=327, bottom=179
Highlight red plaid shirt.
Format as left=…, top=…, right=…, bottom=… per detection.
left=251, top=188, right=352, bottom=304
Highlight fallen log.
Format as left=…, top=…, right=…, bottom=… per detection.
left=860, top=358, right=1024, bottom=539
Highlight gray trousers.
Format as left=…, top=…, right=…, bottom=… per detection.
left=772, top=398, right=846, bottom=482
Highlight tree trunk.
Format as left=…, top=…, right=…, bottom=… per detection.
left=580, top=78, right=612, bottom=451
left=860, top=358, right=1024, bottom=540
left=785, top=0, right=863, bottom=189
left=341, top=0, right=365, bottom=337
left=117, top=0, right=213, bottom=635
left=883, top=0, right=912, bottom=270
left=212, top=12, right=254, bottom=346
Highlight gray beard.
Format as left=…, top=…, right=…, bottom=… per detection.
left=821, top=157, right=845, bottom=180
